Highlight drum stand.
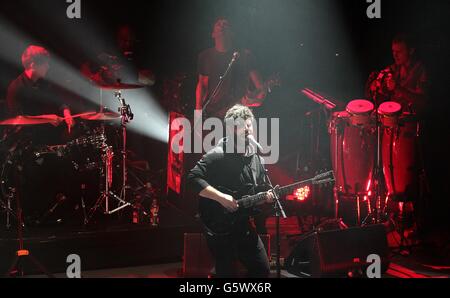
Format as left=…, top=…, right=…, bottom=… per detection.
left=362, top=112, right=385, bottom=226
left=5, top=163, right=53, bottom=277
left=0, top=194, right=16, bottom=229
left=87, top=91, right=146, bottom=223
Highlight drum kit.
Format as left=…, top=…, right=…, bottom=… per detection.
left=328, top=98, right=420, bottom=226
left=0, top=82, right=147, bottom=228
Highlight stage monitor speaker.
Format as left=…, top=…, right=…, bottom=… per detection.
left=285, top=224, right=389, bottom=277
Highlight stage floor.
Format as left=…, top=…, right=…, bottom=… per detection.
left=1, top=214, right=449, bottom=278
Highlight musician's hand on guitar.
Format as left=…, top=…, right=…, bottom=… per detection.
left=220, top=193, right=239, bottom=212
left=265, top=189, right=276, bottom=203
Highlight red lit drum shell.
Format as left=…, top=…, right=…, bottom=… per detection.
left=329, top=113, right=376, bottom=195
left=346, top=99, right=375, bottom=126
left=328, top=111, right=350, bottom=134
left=378, top=101, right=402, bottom=128
left=381, top=115, right=419, bottom=201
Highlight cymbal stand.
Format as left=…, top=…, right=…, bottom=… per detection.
left=362, top=100, right=386, bottom=226
left=107, top=90, right=133, bottom=213
left=86, top=91, right=146, bottom=223
left=5, top=159, right=53, bottom=277
left=1, top=153, right=18, bottom=229
left=0, top=191, right=16, bottom=229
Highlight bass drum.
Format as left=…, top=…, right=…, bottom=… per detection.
left=381, top=113, right=419, bottom=202
left=329, top=105, right=376, bottom=195
left=1, top=142, right=99, bottom=226
left=2, top=143, right=78, bottom=225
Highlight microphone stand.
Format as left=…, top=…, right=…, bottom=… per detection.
left=194, top=52, right=239, bottom=148
left=201, top=52, right=239, bottom=115
left=263, top=169, right=287, bottom=278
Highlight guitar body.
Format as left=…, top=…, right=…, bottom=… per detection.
left=198, top=184, right=269, bottom=235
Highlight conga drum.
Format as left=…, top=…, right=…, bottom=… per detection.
left=381, top=111, right=419, bottom=202
left=329, top=100, right=376, bottom=196
left=378, top=101, right=402, bottom=128
left=346, top=99, right=375, bottom=127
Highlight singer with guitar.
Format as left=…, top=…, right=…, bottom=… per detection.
left=195, top=17, right=268, bottom=119
left=188, top=104, right=274, bottom=278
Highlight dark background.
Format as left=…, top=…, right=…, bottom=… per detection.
left=1, top=0, right=449, bottom=229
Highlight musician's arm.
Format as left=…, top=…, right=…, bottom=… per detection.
left=249, top=70, right=266, bottom=100
left=188, top=152, right=238, bottom=211
left=195, top=74, right=208, bottom=110
left=393, top=83, right=427, bottom=112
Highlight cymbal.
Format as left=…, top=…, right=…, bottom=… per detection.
left=79, top=112, right=121, bottom=121
left=0, top=115, right=61, bottom=125
left=96, top=82, right=144, bottom=90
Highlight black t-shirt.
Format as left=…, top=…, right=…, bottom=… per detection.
left=188, top=138, right=266, bottom=196
left=198, top=48, right=256, bottom=117
left=6, top=73, right=65, bottom=117
left=5, top=73, right=78, bottom=145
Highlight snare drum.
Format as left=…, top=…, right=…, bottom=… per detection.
left=346, top=99, right=374, bottom=126
left=378, top=101, right=402, bottom=128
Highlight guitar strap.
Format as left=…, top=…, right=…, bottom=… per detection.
left=249, top=155, right=258, bottom=185
left=249, top=154, right=266, bottom=186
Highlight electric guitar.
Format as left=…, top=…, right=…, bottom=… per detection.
left=199, top=170, right=335, bottom=235
left=240, top=73, right=281, bottom=107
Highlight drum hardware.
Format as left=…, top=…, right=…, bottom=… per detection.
left=361, top=109, right=384, bottom=226
left=85, top=90, right=146, bottom=223
left=1, top=153, right=19, bottom=229
left=3, top=154, right=53, bottom=277
left=79, top=183, right=88, bottom=225
left=0, top=188, right=16, bottom=230
left=35, top=193, right=68, bottom=225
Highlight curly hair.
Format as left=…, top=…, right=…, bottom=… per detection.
left=224, top=104, right=254, bottom=121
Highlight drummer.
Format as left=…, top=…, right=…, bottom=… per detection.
left=6, top=45, right=76, bottom=135
left=6, top=45, right=81, bottom=144
left=366, top=34, right=429, bottom=116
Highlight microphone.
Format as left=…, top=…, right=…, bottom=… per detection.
left=220, top=52, right=240, bottom=81
left=229, top=51, right=240, bottom=65
left=247, top=135, right=263, bottom=152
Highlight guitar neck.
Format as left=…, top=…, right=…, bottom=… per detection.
left=239, top=171, right=334, bottom=209
left=276, top=178, right=315, bottom=197
left=239, top=178, right=315, bottom=209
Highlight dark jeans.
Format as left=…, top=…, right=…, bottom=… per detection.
left=204, top=224, right=270, bottom=278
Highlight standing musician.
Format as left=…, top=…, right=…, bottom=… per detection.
left=366, top=34, right=430, bottom=240
left=366, top=34, right=428, bottom=116
left=188, top=104, right=275, bottom=278
left=195, top=17, right=267, bottom=118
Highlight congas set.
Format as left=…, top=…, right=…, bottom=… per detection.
left=329, top=99, right=376, bottom=195
left=379, top=102, right=419, bottom=202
